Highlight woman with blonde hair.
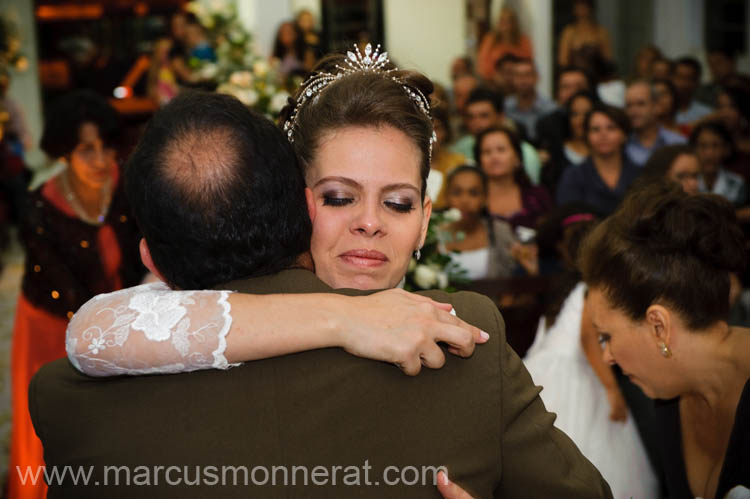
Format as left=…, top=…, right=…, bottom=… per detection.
left=477, top=7, right=533, bottom=81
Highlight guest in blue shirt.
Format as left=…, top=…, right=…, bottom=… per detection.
left=504, top=58, right=557, bottom=145
left=185, top=16, right=216, bottom=62
left=557, top=104, right=641, bottom=216
left=625, top=80, right=686, bottom=166
left=692, top=121, right=747, bottom=207
left=673, top=57, right=712, bottom=125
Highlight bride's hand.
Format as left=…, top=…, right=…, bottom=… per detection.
left=342, top=289, right=489, bottom=376
left=437, top=471, right=475, bottom=498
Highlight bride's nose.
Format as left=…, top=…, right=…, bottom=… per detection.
left=350, top=201, right=385, bottom=236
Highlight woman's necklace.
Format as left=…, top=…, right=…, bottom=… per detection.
left=59, top=170, right=112, bottom=226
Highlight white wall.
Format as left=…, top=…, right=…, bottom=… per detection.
left=383, top=0, right=466, bottom=88
left=653, top=0, right=706, bottom=59
left=2, top=0, right=45, bottom=168
left=291, top=0, right=322, bottom=29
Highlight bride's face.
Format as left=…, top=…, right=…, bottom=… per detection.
left=305, top=125, right=431, bottom=290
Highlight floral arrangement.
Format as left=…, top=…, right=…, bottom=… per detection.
left=404, top=208, right=469, bottom=292
left=185, top=0, right=294, bottom=118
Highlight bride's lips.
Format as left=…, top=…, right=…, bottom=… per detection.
left=339, top=249, right=388, bottom=268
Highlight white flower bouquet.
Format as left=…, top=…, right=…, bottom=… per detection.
left=404, top=208, right=468, bottom=292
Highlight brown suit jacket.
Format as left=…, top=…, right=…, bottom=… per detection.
left=30, top=269, right=611, bottom=498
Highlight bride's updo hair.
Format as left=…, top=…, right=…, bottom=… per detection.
left=580, top=181, right=746, bottom=330
left=279, top=52, right=434, bottom=198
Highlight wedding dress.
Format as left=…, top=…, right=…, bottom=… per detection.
left=523, top=282, right=659, bottom=499
left=66, top=282, right=238, bottom=376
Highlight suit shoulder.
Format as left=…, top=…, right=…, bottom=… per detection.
left=33, top=358, right=87, bottom=387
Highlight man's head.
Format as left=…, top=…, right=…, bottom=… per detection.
left=464, top=87, right=504, bottom=135
left=450, top=56, right=474, bottom=81
left=184, top=14, right=207, bottom=47
left=673, top=57, right=702, bottom=104
left=126, top=91, right=311, bottom=289
left=512, top=58, right=538, bottom=99
left=556, top=66, right=592, bottom=105
left=453, top=74, right=479, bottom=115
left=650, top=57, right=673, bottom=80
left=707, top=48, right=737, bottom=84
left=491, top=54, right=519, bottom=95
left=625, top=80, right=657, bottom=133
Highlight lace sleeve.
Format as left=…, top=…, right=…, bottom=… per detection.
left=66, top=282, right=241, bottom=377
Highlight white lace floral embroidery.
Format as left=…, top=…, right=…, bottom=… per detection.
left=66, top=282, right=239, bottom=377
left=129, top=291, right=189, bottom=342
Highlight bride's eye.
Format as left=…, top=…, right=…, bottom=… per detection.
left=385, top=200, right=414, bottom=213
left=323, top=195, right=353, bottom=207
left=597, top=333, right=610, bottom=347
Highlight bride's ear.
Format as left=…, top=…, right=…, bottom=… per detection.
left=305, top=187, right=316, bottom=222
left=139, top=238, right=167, bottom=283
left=419, top=196, right=432, bottom=249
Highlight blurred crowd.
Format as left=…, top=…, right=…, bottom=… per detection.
left=147, top=8, right=321, bottom=105
left=427, top=0, right=750, bottom=313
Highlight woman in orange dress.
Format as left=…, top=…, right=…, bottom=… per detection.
left=7, top=90, right=145, bottom=499
left=477, top=7, right=533, bottom=81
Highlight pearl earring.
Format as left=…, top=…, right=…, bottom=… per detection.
left=415, top=248, right=421, bottom=260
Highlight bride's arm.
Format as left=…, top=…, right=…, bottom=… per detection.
left=67, top=283, right=488, bottom=377
left=580, top=296, right=627, bottom=422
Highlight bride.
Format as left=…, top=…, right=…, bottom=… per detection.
left=67, top=46, right=486, bottom=378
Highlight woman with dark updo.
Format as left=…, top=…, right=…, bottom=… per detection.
left=582, top=181, right=750, bottom=499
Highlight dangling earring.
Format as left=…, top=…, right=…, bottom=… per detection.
left=415, top=248, right=422, bottom=260
left=659, top=342, right=672, bottom=358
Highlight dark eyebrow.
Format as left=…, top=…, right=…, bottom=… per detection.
left=314, top=176, right=419, bottom=195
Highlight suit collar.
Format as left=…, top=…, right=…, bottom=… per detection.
left=216, top=268, right=333, bottom=294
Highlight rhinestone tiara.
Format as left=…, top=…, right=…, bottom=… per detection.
left=282, top=43, right=437, bottom=160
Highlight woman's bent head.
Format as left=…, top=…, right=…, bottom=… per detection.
left=580, top=182, right=746, bottom=398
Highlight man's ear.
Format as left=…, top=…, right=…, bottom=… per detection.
left=305, top=187, right=316, bottom=223
left=139, top=238, right=167, bottom=283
